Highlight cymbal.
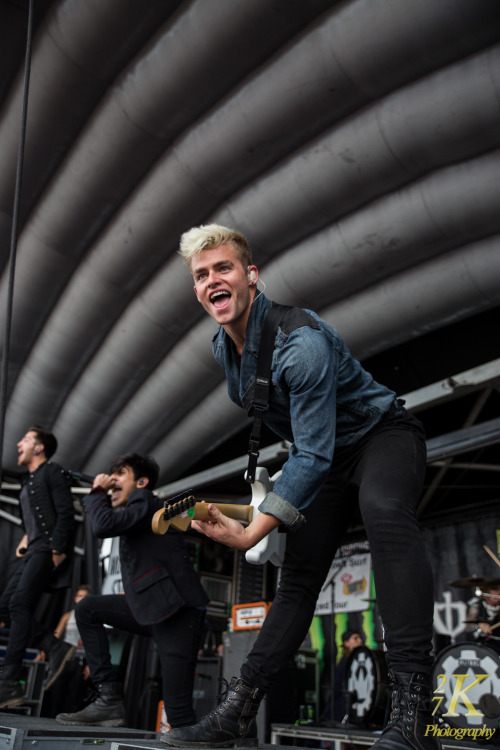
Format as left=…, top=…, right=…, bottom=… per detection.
left=448, top=576, right=500, bottom=589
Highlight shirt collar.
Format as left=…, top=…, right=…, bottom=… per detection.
left=241, top=292, right=272, bottom=356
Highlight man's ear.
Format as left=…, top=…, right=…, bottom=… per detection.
left=137, top=477, right=149, bottom=488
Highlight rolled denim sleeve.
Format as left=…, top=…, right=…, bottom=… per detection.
left=259, top=491, right=306, bottom=530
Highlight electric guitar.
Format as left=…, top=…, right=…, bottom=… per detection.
left=151, top=466, right=286, bottom=567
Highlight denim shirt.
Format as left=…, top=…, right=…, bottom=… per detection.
left=212, top=293, right=396, bottom=529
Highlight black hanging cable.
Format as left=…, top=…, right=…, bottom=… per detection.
left=0, top=0, right=35, bottom=487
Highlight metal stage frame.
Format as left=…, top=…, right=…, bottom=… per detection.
left=270, top=722, right=497, bottom=750
left=0, top=715, right=159, bottom=750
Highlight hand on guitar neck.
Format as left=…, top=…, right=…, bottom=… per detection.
left=191, top=504, right=280, bottom=552
left=151, top=496, right=253, bottom=534
left=151, top=495, right=279, bottom=552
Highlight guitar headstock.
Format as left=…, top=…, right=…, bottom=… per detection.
left=152, top=493, right=196, bottom=534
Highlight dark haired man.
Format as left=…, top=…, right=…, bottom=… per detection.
left=163, top=224, right=438, bottom=750
left=0, top=426, right=75, bottom=709
left=55, top=453, right=208, bottom=729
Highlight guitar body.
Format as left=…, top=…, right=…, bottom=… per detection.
left=245, top=466, right=286, bottom=567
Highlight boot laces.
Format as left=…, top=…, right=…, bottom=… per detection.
left=386, top=675, right=432, bottom=730
left=386, top=677, right=417, bottom=726
left=207, top=677, right=260, bottom=719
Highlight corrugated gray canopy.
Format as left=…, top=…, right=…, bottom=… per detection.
left=1, top=0, right=499, bottom=495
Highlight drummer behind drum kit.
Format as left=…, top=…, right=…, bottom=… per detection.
left=429, top=574, right=500, bottom=733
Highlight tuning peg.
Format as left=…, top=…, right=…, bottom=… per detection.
left=163, top=495, right=195, bottom=520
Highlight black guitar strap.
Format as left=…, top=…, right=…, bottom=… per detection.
left=246, top=303, right=291, bottom=484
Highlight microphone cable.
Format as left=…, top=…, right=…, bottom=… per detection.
left=0, top=0, right=35, bottom=486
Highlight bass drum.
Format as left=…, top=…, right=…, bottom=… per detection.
left=432, top=642, right=500, bottom=731
left=345, top=646, right=387, bottom=727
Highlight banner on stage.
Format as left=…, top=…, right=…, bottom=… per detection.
left=314, top=551, right=371, bottom=615
left=100, top=536, right=124, bottom=594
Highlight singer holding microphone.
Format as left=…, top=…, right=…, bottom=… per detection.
left=54, top=452, right=208, bottom=729
left=0, top=426, right=75, bottom=709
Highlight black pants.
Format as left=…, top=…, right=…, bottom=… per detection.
left=241, top=408, right=434, bottom=690
left=76, top=594, right=205, bottom=728
left=0, top=551, right=54, bottom=676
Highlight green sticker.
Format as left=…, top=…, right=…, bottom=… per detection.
left=188, top=508, right=195, bottom=517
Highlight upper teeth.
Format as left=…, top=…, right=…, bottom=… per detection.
left=211, top=291, right=229, bottom=299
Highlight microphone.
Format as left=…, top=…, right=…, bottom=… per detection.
left=70, top=470, right=95, bottom=485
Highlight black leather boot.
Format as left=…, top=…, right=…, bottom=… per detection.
left=55, top=681, right=125, bottom=726
left=0, top=664, right=25, bottom=710
left=374, top=671, right=441, bottom=750
left=161, top=677, right=265, bottom=747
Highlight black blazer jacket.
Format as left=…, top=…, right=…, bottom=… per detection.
left=82, top=487, right=208, bottom=625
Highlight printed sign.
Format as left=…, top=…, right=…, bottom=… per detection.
left=232, top=601, right=270, bottom=630
left=314, top=553, right=371, bottom=615
left=100, top=536, right=123, bottom=594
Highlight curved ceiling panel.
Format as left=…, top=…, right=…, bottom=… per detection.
left=0, top=0, right=499, bottom=484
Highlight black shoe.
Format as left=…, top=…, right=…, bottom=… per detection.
left=0, top=679, right=25, bottom=710
left=55, top=681, right=125, bottom=727
left=44, top=640, right=77, bottom=690
left=373, top=671, right=441, bottom=750
left=161, top=677, right=265, bottom=747
left=0, top=664, right=25, bottom=710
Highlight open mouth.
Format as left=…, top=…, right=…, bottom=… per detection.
left=210, top=290, right=231, bottom=309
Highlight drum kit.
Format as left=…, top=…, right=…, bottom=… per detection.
left=431, top=573, right=500, bottom=731
left=343, top=574, right=500, bottom=731
left=448, top=574, right=500, bottom=637
left=344, top=645, right=387, bottom=727
left=448, top=574, right=500, bottom=594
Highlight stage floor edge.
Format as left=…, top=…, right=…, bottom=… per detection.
left=3, top=714, right=493, bottom=750
left=0, top=713, right=160, bottom=750
left=0, top=714, right=297, bottom=750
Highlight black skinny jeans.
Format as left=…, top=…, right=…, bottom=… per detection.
left=0, top=550, right=54, bottom=677
left=76, top=594, right=205, bottom=728
left=241, top=408, right=434, bottom=691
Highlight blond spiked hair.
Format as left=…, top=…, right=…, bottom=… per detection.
left=179, top=224, right=252, bottom=271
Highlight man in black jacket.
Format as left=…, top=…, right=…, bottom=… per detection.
left=55, top=453, right=208, bottom=729
left=0, top=426, right=75, bottom=709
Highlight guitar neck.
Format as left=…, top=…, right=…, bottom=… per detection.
left=152, top=501, right=253, bottom=534
left=190, top=502, right=253, bottom=524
